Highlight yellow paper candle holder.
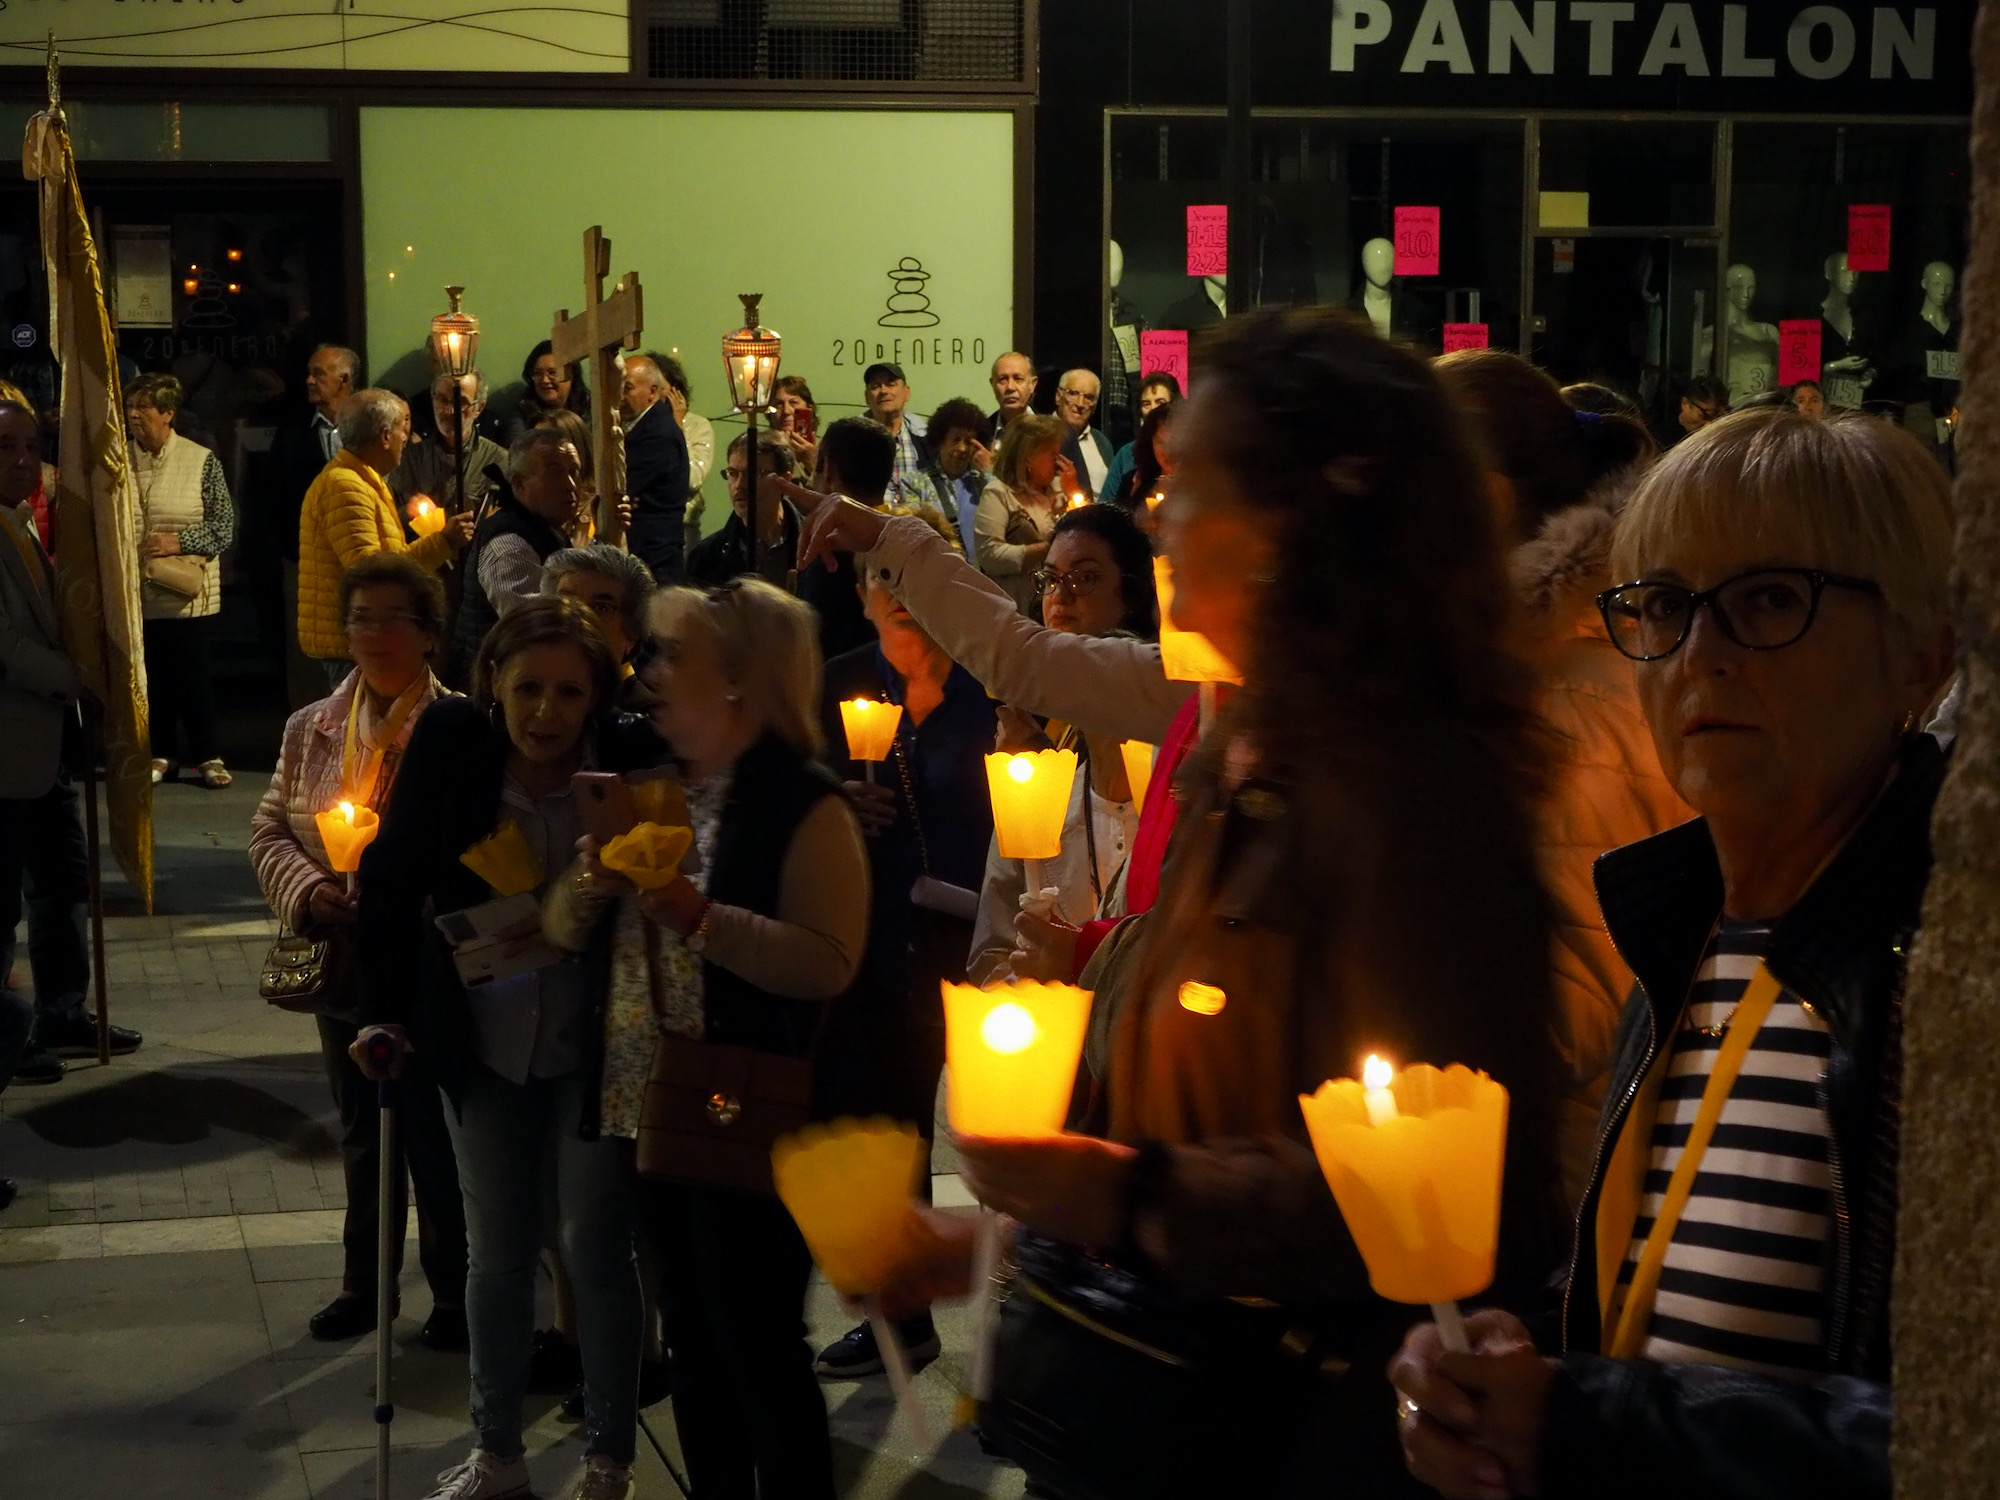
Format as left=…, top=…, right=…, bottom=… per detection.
left=942, top=981, right=1092, bottom=1138
left=771, top=1117, right=927, bottom=1297
left=839, top=698, right=904, bottom=763
left=1119, top=740, right=1155, bottom=814
left=1298, top=1059, right=1509, bottom=1308
left=1153, top=555, right=1242, bottom=685
left=459, top=819, right=544, bottom=898
left=315, top=800, right=381, bottom=875
left=983, top=749, right=1077, bottom=862
left=598, top=823, right=695, bottom=891
left=406, top=497, right=448, bottom=537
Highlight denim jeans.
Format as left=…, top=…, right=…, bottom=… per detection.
left=446, top=1063, right=641, bottom=1465
left=0, top=769, right=91, bottom=1020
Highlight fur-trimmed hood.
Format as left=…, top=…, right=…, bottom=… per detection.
left=1509, top=468, right=1642, bottom=671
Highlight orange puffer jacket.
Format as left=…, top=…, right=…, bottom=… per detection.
left=296, top=450, right=456, bottom=659
left=1513, top=488, right=1693, bottom=1214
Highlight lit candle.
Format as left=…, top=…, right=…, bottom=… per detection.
left=984, top=748, right=1077, bottom=895
left=838, top=697, right=904, bottom=784
left=314, top=799, right=382, bottom=887
left=1363, top=1053, right=1398, bottom=1128
left=941, top=980, right=1092, bottom=1138
left=1144, top=490, right=1165, bottom=512
left=1298, top=1060, right=1510, bottom=1350
left=406, top=496, right=447, bottom=537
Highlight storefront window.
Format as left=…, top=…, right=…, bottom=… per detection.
left=1105, top=113, right=1525, bottom=409
left=1727, top=121, right=1966, bottom=432
left=1538, top=120, right=1717, bottom=230
left=0, top=103, right=332, bottom=163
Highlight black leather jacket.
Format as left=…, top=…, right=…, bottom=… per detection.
left=1539, top=734, right=1943, bottom=1500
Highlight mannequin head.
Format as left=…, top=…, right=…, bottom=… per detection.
left=1362, top=237, right=1395, bottom=290
left=1108, top=239, right=1125, bottom=290
left=1922, top=262, right=1957, bottom=308
left=1823, top=252, right=1857, bottom=298
left=1726, top=264, right=1757, bottom=312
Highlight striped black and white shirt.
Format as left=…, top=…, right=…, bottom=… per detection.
left=1614, top=921, right=1834, bottom=1376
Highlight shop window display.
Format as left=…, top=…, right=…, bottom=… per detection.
left=1727, top=122, right=1966, bottom=448
left=1104, top=115, right=1525, bottom=390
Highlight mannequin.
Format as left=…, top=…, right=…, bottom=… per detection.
left=1899, top=261, right=1960, bottom=447
left=1161, top=267, right=1227, bottom=334
left=1720, top=263, right=1780, bottom=408
left=1105, top=238, right=1145, bottom=435
left=1818, top=251, right=1874, bottom=410
left=1361, top=237, right=1395, bottom=340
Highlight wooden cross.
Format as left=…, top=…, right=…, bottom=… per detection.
left=551, top=225, right=643, bottom=546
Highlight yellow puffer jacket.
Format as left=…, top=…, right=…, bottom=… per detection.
left=296, top=450, right=456, bottom=659
left=1513, top=491, right=1693, bottom=1214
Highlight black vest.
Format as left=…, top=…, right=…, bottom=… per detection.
left=699, top=735, right=849, bottom=1057
left=448, top=494, right=569, bottom=686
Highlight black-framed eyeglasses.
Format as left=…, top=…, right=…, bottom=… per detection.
left=344, top=609, right=421, bottom=633
left=1597, top=568, right=1883, bottom=662
left=1032, top=566, right=1106, bottom=601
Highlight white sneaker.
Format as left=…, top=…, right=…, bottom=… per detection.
left=569, top=1454, right=634, bottom=1500
left=421, top=1448, right=531, bottom=1500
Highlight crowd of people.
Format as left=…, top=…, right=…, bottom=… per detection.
left=0, top=297, right=1961, bottom=1500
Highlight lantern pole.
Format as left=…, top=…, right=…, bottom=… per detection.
left=747, top=381, right=759, bottom=577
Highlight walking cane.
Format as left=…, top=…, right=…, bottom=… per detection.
left=361, top=1029, right=404, bottom=1500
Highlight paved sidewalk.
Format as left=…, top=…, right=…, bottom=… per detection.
left=0, top=778, right=1024, bottom=1500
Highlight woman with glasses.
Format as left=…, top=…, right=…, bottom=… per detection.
left=1391, top=409, right=1954, bottom=1500
left=351, top=597, right=657, bottom=1500
left=545, top=578, right=868, bottom=1500
left=976, top=413, right=1069, bottom=612
left=500, top=340, right=591, bottom=447
left=969, top=502, right=1158, bottom=987
left=248, top=555, right=467, bottom=1349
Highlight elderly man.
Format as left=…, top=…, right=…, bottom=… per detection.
left=620, top=354, right=692, bottom=585
left=266, top=344, right=358, bottom=706
left=863, top=361, right=928, bottom=496
left=1053, top=368, right=1113, bottom=500
left=390, top=370, right=506, bottom=520
left=0, top=400, right=141, bottom=1093
left=988, top=351, right=1037, bottom=441
left=297, top=389, right=472, bottom=686
left=444, top=430, right=584, bottom=685
left=543, top=543, right=657, bottom=711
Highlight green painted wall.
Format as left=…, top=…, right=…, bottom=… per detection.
left=360, top=106, right=1013, bottom=533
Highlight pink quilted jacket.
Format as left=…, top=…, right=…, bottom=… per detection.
left=248, top=669, right=448, bottom=931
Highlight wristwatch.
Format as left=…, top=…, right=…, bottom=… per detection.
left=684, top=899, right=714, bottom=954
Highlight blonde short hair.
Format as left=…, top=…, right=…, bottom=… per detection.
left=1612, top=409, right=1954, bottom=642
left=649, top=579, right=823, bottom=757
left=993, top=413, right=1066, bottom=492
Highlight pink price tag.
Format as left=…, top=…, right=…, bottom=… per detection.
left=1442, top=323, right=1489, bottom=352
left=1139, top=330, right=1190, bottom=396
left=1394, top=206, right=1441, bottom=277
left=1778, top=320, right=1823, bottom=387
left=1185, top=205, right=1228, bottom=278
left=1847, top=205, right=1891, bottom=273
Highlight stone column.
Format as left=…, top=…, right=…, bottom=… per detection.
left=1894, top=1, right=2000, bottom=1491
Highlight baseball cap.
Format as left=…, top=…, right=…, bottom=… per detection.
left=863, top=361, right=906, bottom=385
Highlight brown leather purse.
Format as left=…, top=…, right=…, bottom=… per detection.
left=259, top=926, right=358, bottom=1019
left=634, top=921, right=815, bottom=1196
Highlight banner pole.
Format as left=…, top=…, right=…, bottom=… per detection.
left=82, top=708, right=110, bottom=1067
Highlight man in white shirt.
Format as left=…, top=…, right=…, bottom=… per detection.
left=988, top=351, right=1037, bottom=442
left=1054, top=368, right=1113, bottom=500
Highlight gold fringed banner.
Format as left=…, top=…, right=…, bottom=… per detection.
left=24, top=104, right=153, bottom=910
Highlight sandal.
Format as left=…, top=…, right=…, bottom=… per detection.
left=149, top=758, right=172, bottom=785
left=196, top=759, right=232, bottom=789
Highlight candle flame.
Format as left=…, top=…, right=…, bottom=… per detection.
left=1363, top=1054, right=1393, bottom=1091
left=849, top=698, right=874, bottom=712
left=980, top=1001, right=1039, bottom=1055
left=338, top=800, right=356, bottom=824
left=1006, top=755, right=1035, bottom=784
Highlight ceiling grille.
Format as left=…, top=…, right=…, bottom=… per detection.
left=645, top=0, right=1024, bottom=83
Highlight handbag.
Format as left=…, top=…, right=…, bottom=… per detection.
left=258, top=926, right=358, bottom=1018
left=634, top=921, right=815, bottom=1196
left=980, top=1235, right=1393, bottom=1500
left=143, top=554, right=207, bottom=599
